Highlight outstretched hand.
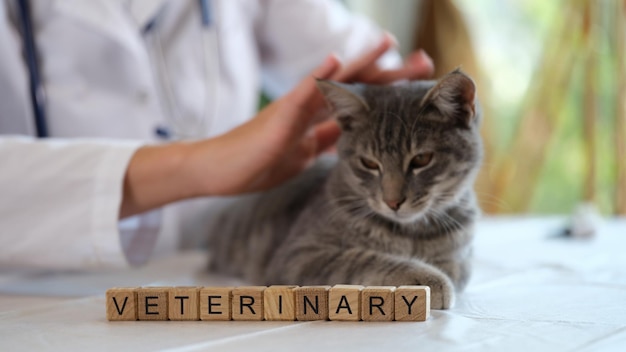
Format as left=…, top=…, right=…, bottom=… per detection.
left=188, top=35, right=434, bottom=196
left=334, top=33, right=434, bottom=84
left=185, top=55, right=344, bottom=195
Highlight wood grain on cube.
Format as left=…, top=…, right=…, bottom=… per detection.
left=168, top=287, right=200, bottom=321
left=264, top=285, right=297, bottom=321
left=106, top=287, right=138, bottom=321
left=328, top=285, right=363, bottom=321
left=394, top=286, right=430, bottom=321
left=295, top=286, right=330, bottom=321
left=137, top=287, right=169, bottom=321
left=231, top=286, right=265, bottom=321
left=361, top=286, right=395, bottom=321
left=200, top=287, right=233, bottom=321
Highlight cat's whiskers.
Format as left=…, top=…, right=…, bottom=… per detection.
left=329, top=195, right=362, bottom=205
left=425, top=210, right=449, bottom=235
left=409, top=105, right=427, bottom=135
left=330, top=196, right=364, bottom=207
left=434, top=188, right=470, bottom=208
left=409, top=194, right=429, bottom=207
left=327, top=200, right=372, bottom=224
left=382, top=110, right=409, bottom=131
left=438, top=209, right=464, bottom=234
left=473, top=191, right=511, bottom=212
left=426, top=208, right=448, bottom=232
left=350, top=209, right=377, bottom=229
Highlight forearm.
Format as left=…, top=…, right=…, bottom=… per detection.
left=120, top=54, right=345, bottom=218
left=120, top=142, right=199, bottom=219
left=0, top=137, right=139, bottom=269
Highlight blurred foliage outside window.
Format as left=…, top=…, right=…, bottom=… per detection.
left=348, top=0, right=626, bottom=215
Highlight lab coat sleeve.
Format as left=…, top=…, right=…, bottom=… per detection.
left=256, top=0, right=403, bottom=98
left=0, top=136, right=144, bottom=270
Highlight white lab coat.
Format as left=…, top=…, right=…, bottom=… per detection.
left=0, top=0, right=397, bottom=270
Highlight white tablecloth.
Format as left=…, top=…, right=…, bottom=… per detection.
left=1, top=217, right=625, bottom=351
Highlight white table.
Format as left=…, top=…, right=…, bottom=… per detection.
left=1, top=217, right=625, bottom=351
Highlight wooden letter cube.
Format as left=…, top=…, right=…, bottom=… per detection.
left=264, top=285, right=297, bottom=321
left=106, top=287, right=138, bottom=321
left=168, top=287, right=200, bottom=321
left=200, top=287, right=233, bottom=321
left=394, top=286, right=430, bottom=321
left=231, top=286, right=265, bottom=321
left=295, top=286, right=330, bottom=321
left=137, top=287, right=169, bottom=321
left=328, top=285, right=363, bottom=321
left=361, top=286, right=395, bottom=321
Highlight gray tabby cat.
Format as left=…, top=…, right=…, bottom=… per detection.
left=208, top=69, right=482, bottom=309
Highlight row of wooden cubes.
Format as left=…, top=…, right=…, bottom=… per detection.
left=106, top=285, right=430, bottom=322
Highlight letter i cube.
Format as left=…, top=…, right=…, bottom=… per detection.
left=264, top=285, right=297, bottom=321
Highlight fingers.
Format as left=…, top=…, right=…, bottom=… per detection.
left=288, top=54, right=341, bottom=109
left=300, top=33, right=396, bottom=115
left=371, top=50, right=435, bottom=83
left=344, top=48, right=435, bottom=85
left=403, top=49, right=435, bottom=79
left=285, top=120, right=340, bottom=175
left=312, top=120, right=341, bottom=154
left=333, top=32, right=397, bottom=82
left=366, top=62, right=433, bottom=84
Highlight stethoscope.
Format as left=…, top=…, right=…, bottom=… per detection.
left=16, top=0, right=218, bottom=140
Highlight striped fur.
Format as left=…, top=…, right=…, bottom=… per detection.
left=208, top=70, right=483, bottom=309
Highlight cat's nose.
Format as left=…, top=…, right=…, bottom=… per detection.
left=384, top=197, right=405, bottom=211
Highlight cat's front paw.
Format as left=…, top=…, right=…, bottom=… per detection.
left=383, top=264, right=455, bottom=310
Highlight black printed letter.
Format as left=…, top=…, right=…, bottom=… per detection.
left=240, top=295, right=255, bottom=315
left=369, top=296, right=385, bottom=315
left=401, top=295, right=418, bottom=314
left=145, top=296, right=158, bottom=315
left=335, top=295, right=353, bottom=315
left=175, top=296, right=189, bottom=315
left=112, top=296, right=128, bottom=315
left=208, top=295, right=222, bottom=314
left=303, top=296, right=319, bottom=315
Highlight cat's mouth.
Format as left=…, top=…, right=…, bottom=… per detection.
left=391, top=211, right=430, bottom=224
left=370, top=199, right=431, bottom=224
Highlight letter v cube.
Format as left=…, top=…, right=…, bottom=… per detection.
left=106, top=287, right=138, bottom=321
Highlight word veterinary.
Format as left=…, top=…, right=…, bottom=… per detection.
left=106, top=285, right=430, bottom=322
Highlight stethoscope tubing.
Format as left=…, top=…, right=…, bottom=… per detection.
left=18, top=0, right=213, bottom=140
left=17, top=0, right=48, bottom=138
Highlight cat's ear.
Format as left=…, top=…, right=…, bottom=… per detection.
left=316, top=80, right=370, bottom=130
left=420, top=69, right=476, bottom=127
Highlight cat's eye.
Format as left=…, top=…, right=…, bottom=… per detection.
left=410, top=152, right=434, bottom=170
left=360, top=157, right=380, bottom=171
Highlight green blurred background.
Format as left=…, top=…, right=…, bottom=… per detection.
left=344, top=0, right=625, bottom=215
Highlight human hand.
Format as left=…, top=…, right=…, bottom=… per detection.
left=185, top=56, right=343, bottom=196
left=120, top=55, right=343, bottom=218
left=333, top=33, right=434, bottom=84
left=304, top=33, right=434, bottom=124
